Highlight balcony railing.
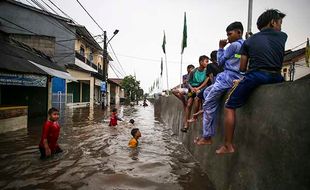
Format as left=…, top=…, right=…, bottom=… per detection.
left=75, top=51, right=85, bottom=63
left=98, top=68, right=103, bottom=75
left=75, top=51, right=100, bottom=72
left=92, top=63, right=98, bottom=70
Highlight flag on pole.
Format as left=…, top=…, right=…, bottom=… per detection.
left=162, top=31, right=166, bottom=54
left=160, top=57, right=163, bottom=76
left=306, top=38, right=310, bottom=67
left=181, top=12, right=187, bottom=54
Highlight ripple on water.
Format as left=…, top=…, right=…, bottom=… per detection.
left=0, top=104, right=214, bottom=190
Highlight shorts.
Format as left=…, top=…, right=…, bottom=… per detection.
left=225, top=70, right=283, bottom=109
left=196, top=86, right=208, bottom=100
left=187, top=91, right=196, bottom=98
left=39, top=146, right=63, bottom=159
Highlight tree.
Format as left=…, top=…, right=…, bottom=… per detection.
left=121, top=75, right=142, bottom=103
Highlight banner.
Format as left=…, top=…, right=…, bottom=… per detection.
left=0, top=73, right=47, bottom=87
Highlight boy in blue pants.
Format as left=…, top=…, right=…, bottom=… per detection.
left=216, top=9, right=287, bottom=154
left=194, top=22, right=244, bottom=145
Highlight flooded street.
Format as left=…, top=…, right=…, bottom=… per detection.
left=0, top=103, right=213, bottom=190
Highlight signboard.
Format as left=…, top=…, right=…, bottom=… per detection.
left=0, top=73, right=47, bottom=87
left=100, top=81, right=106, bottom=92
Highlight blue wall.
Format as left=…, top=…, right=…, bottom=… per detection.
left=52, top=77, right=65, bottom=93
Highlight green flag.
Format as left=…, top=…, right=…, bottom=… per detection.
left=306, top=38, right=310, bottom=67
left=181, top=12, right=187, bottom=54
left=162, top=31, right=166, bottom=54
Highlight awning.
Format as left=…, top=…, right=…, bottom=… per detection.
left=75, top=58, right=98, bottom=73
left=29, top=60, right=77, bottom=81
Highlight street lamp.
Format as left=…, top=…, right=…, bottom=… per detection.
left=108, top=29, right=119, bottom=44
left=101, top=29, right=119, bottom=109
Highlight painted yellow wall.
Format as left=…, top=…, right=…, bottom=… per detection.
left=67, top=68, right=91, bottom=80
left=75, top=39, right=103, bottom=69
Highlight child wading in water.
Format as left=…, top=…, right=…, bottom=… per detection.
left=39, top=107, right=63, bottom=159
left=129, top=119, right=135, bottom=127
left=128, top=128, right=141, bottom=148
left=109, top=108, right=123, bottom=126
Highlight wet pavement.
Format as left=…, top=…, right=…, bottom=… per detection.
left=0, top=103, right=214, bottom=190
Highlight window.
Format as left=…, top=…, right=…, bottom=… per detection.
left=89, top=50, right=94, bottom=62
left=80, top=45, right=85, bottom=57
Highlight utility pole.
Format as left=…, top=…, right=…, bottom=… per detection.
left=103, top=31, right=108, bottom=81
left=101, top=31, right=108, bottom=109
left=246, top=0, right=253, bottom=39
left=101, top=30, right=119, bottom=109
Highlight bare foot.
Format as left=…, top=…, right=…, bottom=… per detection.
left=187, top=118, right=197, bottom=123
left=193, top=110, right=203, bottom=117
left=194, top=137, right=212, bottom=145
left=215, top=144, right=235, bottom=154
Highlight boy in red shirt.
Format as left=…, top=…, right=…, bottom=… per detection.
left=39, top=107, right=62, bottom=159
left=109, top=108, right=123, bottom=126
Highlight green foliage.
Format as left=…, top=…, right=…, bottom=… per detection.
left=121, top=75, right=143, bottom=102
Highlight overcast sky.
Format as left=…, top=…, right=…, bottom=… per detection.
left=21, top=0, right=310, bottom=92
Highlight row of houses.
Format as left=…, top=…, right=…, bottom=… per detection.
left=0, top=0, right=124, bottom=131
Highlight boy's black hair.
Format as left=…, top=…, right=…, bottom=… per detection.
left=256, top=9, right=286, bottom=31
left=131, top=128, right=139, bottom=137
left=199, top=55, right=209, bottom=63
left=129, top=119, right=135, bottom=124
left=210, top=51, right=217, bottom=62
left=112, top=108, right=117, bottom=112
left=187, top=64, right=195, bottom=70
left=48, top=107, right=59, bottom=115
left=226, top=21, right=244, bottom=33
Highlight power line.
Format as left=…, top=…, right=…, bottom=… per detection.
left=40, top=0, right=59, bottom=15
left=18, top=0, right=96, bottom=52
left=108, top=64, right=121, bottom=78
left=0, top=16, right=72, bottom=51
left=107, top=52, right=193, bottom=65
left=291, top=40, right=308, bottom=51
left=108, top=43, right=126, bottom=76
left=75, top=0, right=105, bottom=33
left=109, top=60, right=125, bottom=78
left=30, top=0, right=77, bottom=37
left=47, top=0, right=76, bottom=22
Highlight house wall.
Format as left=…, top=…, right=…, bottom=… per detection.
left=0, top=1, right=76, bottom=67
left=282, top=59, right=310, bottom=81
left=9, top=34, right=55, bottom=57
left=75, top=39, right=103, bottom=70
left=0, top=85, right=47, bottom=118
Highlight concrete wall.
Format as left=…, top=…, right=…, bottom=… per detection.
left=0, top=106, right=27, bottom=133
left=155, top=79, right=310, bottom=190
left=10, top=34, right=55, bottom=57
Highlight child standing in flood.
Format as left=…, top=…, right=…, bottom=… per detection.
left=39, top=107, right=62, bottom=159
left=128, top=128, right=141, bottom=148
left=109, top=108, right=123, bottom=126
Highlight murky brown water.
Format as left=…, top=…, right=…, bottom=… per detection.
left=0, top=104, right=214, bottom=190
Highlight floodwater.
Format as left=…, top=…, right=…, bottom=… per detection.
left=0, top=103, right=214, bottom=190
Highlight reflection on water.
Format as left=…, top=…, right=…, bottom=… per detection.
left=0, top=104, right=214, bottom=190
